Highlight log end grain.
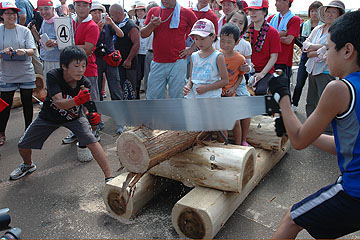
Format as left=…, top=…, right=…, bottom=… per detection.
left=177, top=208, right=206, bottom=239
left=116, top=132, right=150, bottom=173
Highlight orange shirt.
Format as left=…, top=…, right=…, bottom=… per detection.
left=222, top=51, right=245, bottom=96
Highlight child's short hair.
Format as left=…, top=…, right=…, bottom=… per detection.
left=329, top=11, right=360, bottom=67
left=60, top=46, right=88, bottom=68
left=226, top=10, right=248, bottom=36
left=220, top=22, right=241, bottom=43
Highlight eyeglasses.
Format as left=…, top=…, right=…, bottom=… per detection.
left=3, top=12, right=17, bottom=16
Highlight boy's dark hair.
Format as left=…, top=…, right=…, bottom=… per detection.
left=262, top=8, right=268, bottom=17
left=329, top=11, right=360, bottom=67
left=220, top=22, right=241, bottom=43
left=60, top=46, right=88, bottom=68
left=308, top=1, right=323, bottom=17
left=226, top=10, right=248, bottom=36
left=0, top=8, right=18, bottom=16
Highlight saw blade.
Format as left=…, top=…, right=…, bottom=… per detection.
left=95, top=96, right=269, bottom=131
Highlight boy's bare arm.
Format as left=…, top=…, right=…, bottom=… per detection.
left=279, top=80, right=349, bottom=153
left=51, top=92, right=77, bottom=109
left=255, top=53, right=278, bottom=80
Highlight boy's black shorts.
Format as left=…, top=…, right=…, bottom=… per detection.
left=291, top=183, right=360, bottom=239
left=18, top=116, right=98, bottom=149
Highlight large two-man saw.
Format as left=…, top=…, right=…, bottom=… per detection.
left=94, top=96, right=279, bottom=131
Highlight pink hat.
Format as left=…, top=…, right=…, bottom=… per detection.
left=246, top=0, right=268, bottom=10
left=190, top=19, right=215, bottom=38
left=0, top=1, right=20, bottom=12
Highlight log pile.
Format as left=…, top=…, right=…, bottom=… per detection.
left=104, top=115, right=289, bottom=238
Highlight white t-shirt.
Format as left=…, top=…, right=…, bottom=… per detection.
left=0, top=24, right=36, bottom=83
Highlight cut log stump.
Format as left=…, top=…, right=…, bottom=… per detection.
left=172, top=141, right=290, bottom=239
left=116, top=126, right=208, bottom=173
left=246, top=115, right=287, bottom=151
left=149, top=142, right=256, bottom=193
left=103, top=172, right=172, bottom=220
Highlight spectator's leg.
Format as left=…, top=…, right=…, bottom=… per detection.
left=0, top=90, right=15, bottom=133
left=87, top=76, right=100, bottom=101
left=146, top=61, right=168, bottom=99
left=20, top=88, right=34, bottom=129
left=292, top=52, right=309, bottom=107
left=254, top=73, right=272, bottom=96
left=143, top=50, right=153, bottom=93
left=96, top=57, right=105, bottom=101
left=306, top=74, right=318, bottom=117
left=105, top=64, right=123, bottom=100
left=126, top=69, right=138, bottom=99
left=168, top=59, right=187, bottom=99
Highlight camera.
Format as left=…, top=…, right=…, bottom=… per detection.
left=94, top=43, right=107, bottom=57
left=28, top=20, right=36, bottom=29
left=0, top=209, right=21, bottom=240
left=101, top=13, right=106, bottom=23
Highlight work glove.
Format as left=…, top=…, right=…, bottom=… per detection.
left=275, top=116, right=287, bottom=137
left=87, top=112, right=100, bottom=126
left=268, top=70, right=290, bottom=103
left=73, top=89, right=90, bottom=106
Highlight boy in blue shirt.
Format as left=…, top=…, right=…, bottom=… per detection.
left=269, top=11, right=360, bottom=239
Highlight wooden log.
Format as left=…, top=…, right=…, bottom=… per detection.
left=103, top=172, right=172, bottom=220
left=149, top=142, right=256, bottom=193
left=172, top=141, right=290, bottom=239
left=116, top=126, right=207, bottom=173
left=246, top=115, right=287, bottom=151
left=12, top=74, right=47, bottom=108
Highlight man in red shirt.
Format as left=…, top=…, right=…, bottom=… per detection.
left=72, top=0, right=99, bottom=101
left=268, top=0, right=301, bottom=82
left=245, top=0, right=281, bottom=95
left=140, top=0, right=198, bottom=99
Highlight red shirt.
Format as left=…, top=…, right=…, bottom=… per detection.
left=251, top=25, right=281, bottom=74
left=145, top=7, right=197, bottom=63
left=267, top=14, right=301, bottom=67
left=72, top=18, right=99, bottom=77
left=192, top=9, right=219, bottom=36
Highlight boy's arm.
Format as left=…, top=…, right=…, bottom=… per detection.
left=51, top=92, right=78, bottom=109
left=275, top=80, right=349, bottom=153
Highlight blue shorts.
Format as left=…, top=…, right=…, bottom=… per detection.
left=291, top=183, right=360, bottom=239
left=236, top=82, right=250, bottom=96
left=0, top=81, right=36, bottom=91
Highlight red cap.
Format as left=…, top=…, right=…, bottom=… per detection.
left=34, top=0, right=53, bottom=11
left=245, top=0, right=268, bottom=10
left=0, top=1, right=20, bottom=12
left=73, top=0, right=92, bottom=4
left=242, top=0, right=248, bottom=9
left=220, top=0, right=236, bottom=4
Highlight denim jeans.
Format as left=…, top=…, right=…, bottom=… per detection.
left=96, top=57, right=122, bottom=101
left=292, top=52, right=309, bottom=107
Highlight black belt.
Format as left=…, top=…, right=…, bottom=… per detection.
left=148, top=49, right=153, bottom=52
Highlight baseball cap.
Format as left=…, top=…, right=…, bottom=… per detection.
left=0, top=1, right=20, bottom=12
left=73, top=0, right=92, bottom=4
left=220, top=0, right=236, bottom=4
left=90, top=1, right=105, bottom=12
left=34, top=0, right=53, bottom=11
left=245, top=0, right=268, bottom=10
left=318, top=0, right=345, bottom=23
left=189, top=19, right=215, bottom=38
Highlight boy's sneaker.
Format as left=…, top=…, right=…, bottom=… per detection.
left=97, top=121, right=104, bottom=131
left=62, top=131, right=77, bottom=144
left=105, top=177, right=114, bottom=183
left=9, top=163, right=37, bottom=180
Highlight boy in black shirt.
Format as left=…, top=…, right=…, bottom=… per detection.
left=10, top=46, right=113, bottom=182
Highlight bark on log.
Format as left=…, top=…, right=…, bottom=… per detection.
left=103, top=172, right=172, bottom=220
left=149, top=142, right=256, bottom=193
left=12, top=74, right=46, bottom=108
left=116, top=126, right=207, bottom=173
left=246, top=115, right=287, bottom=151
left=172, top=141, right=290, bottom=239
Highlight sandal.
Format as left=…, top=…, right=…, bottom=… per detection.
left=0, top=132, right=5, bottom=146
